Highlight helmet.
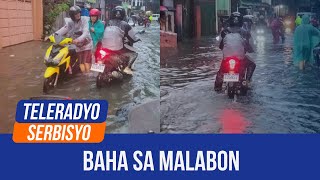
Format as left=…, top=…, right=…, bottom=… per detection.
left=90, top=9, right=101, bottom=16
left=229, top=12, right=243, bottom=27
left=69, top=6, right=81, bottom=21
left=111, top=6, right=126, bottom=20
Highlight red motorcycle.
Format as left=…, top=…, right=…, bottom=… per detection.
left=221, top=56, right=249, bottom=99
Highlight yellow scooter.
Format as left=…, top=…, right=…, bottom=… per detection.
left=43, top=34, right=79, bottom=93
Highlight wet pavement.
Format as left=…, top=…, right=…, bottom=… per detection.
left=0, top=24, right=160, bottom=133
left=160, top=30, right=320, bottom=133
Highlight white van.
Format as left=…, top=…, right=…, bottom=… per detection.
left=152, top=14, right=160, bottom=21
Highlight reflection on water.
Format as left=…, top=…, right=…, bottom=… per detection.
left=161, top=32, right=320, bottom=133
left=219, top=109, right=249, bottom=133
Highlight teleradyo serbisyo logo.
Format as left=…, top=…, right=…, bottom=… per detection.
left=13, top=100, right=108, bottom=143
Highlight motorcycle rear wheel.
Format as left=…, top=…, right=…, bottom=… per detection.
left=228, top=90, right=235, bottom=99
left=96, top=73, right=103, bottom=88
left=227, top=85, right=235, bottom=99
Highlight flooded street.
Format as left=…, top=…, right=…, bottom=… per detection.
left=0, top=25, right=160, bottom=133
left=160, top=30, right=320, bottom=133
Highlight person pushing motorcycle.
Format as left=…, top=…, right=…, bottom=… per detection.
left=214, top=12, right=256, bottom=92
left=101, top=6, right=141, bottom=77
left=55, top=5, right=93, bottom=74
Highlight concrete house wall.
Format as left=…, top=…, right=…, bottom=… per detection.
left=0, top=0, right=43, bottom=49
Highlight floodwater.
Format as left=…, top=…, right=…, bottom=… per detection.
left=160, top=30, right=320, bottom=133
left=0, top=25, right=160, bottom=133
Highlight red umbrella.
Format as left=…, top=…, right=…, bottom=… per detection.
left=160, top=6, right=168, bottom=11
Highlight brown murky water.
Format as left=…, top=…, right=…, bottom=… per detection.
left=0, top=25, right=160, bottom=133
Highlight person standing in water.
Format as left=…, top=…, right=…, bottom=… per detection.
left=293, top=15, right=320, bottom=70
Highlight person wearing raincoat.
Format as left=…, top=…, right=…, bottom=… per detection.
left=89, top=9, right=105, bottom=49
left=293, top=15, right=320, bottom=70
left=271, top=17, right=282, bottom=43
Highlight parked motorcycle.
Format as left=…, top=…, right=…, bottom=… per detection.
left=43, top=33, right=79, bottom=93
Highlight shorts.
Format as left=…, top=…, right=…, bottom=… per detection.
left=77, top=50, right=92, bottom=64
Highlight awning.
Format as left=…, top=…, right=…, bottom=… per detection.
left=160, top=6, right=175, bottom=12
left=240, top=0, right=271, bottom=8
left=160, top=6, right=168, bottom=11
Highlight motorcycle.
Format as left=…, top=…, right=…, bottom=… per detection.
left=43, top=33, right=79, bottom=93
left=221, top=56, right=249, bottom=99
left=91, top=43, right=126, bottom=88
left=137, top=16, right=144, bottom=26
left=91, top=30, right=143, bottom=88
left=272, top=29, right=282, bottom=44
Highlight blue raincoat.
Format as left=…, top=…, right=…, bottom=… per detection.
left=293, top=15, right=320, bottom=64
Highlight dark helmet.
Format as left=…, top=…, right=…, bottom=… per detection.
left=229, top=12, right=243, bottom=27
left=111, top=6, right=126, bottom=20
left=69, top=6, right=81, bottom=21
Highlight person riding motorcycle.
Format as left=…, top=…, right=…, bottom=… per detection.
left=89, top=9, right=105, bottom=50
left=101, top=6, right=140, bottom=78
left=279, top=17, right=285, bottom=42
left=214, top=12, right=256, bottom=92
left=55, top=6, right=93, bottom=74
left=256, top=14, right=267, bottom=28
left=243, top=15, right=253, bottom=32
left=271, top=16, right=282, bottom=43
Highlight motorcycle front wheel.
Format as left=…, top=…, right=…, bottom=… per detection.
left=43, top=73, right=57, bottom=94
